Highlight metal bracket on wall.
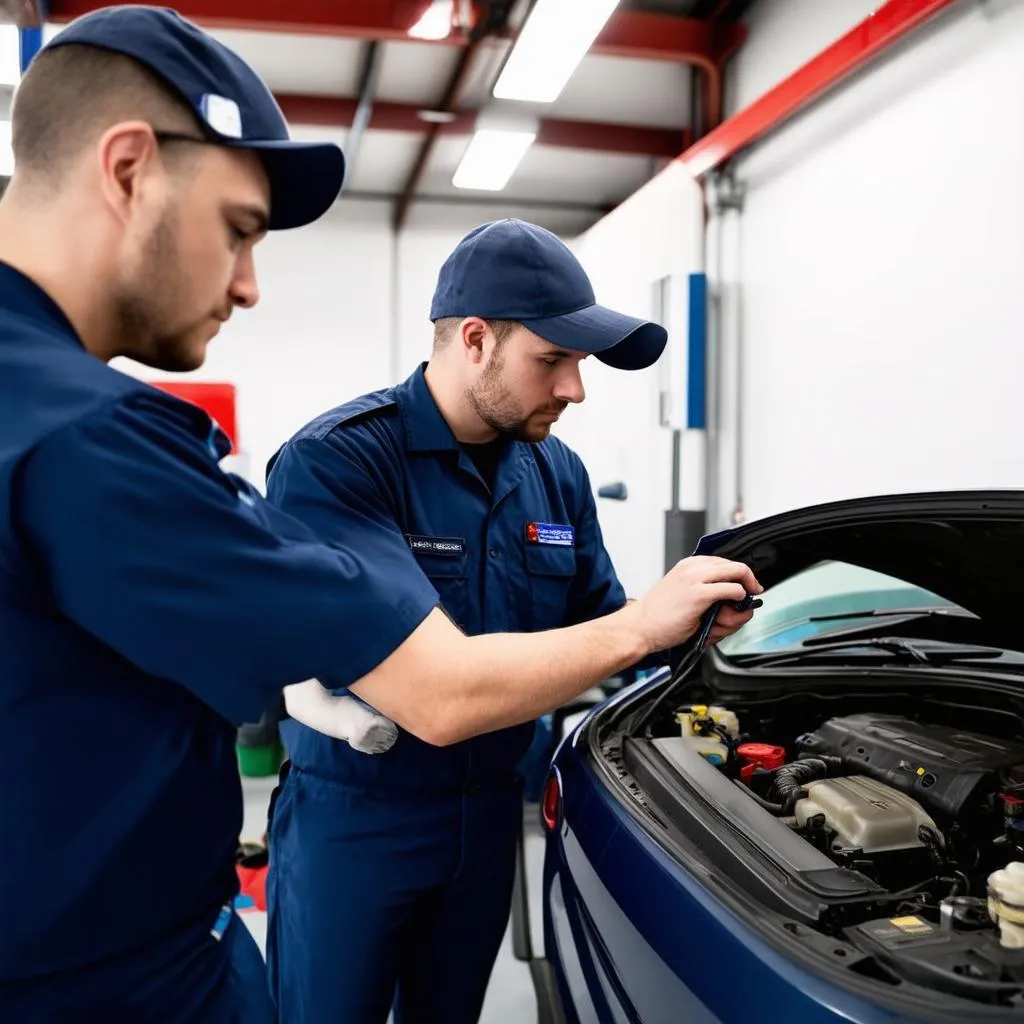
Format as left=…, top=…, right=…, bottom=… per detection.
left=708, top=168, right=746, bottom=214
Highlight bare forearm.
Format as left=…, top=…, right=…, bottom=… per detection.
left=440, top=608, right=646, bottom=742
left=350, top=605, right=647, bottom=746
left=350, top=555, right=762, bottom=747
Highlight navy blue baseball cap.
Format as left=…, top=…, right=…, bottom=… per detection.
left=429, top=219, right=668, bottom=371
left=43, top=5, right=345, bottom=230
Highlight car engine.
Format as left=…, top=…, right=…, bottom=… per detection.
left=676, top=708, right=1024, bottom=888
left=669, top=706, right=1024, bottom=1005
left=767, top=714, right=1024, bottom=894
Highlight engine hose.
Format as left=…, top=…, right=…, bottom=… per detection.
left=733, top=779, right=786, bottom=815
left=709, top=724, right=740, bottom=773
left=918, top=826, right=966, bottom=897
left=938, top=871, right=971, bottom=899
left=769, top=757, right=845, bottom=816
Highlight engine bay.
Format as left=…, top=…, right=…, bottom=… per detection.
left=651, top=703, right=1024, bottom=1007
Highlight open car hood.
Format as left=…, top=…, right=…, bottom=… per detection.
left=693, top=491, right=1024, bottom=634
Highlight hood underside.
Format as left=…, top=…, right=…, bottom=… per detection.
left=693, top=491, right=1024, bottom=633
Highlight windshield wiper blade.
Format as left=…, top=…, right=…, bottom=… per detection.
left=802, top=608, right=982, bottom=649
left=808, top=607, right=976, bottom=624
left=733, top=637, right=1004, bottom=669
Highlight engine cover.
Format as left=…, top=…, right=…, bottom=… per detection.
left=794, top=776, right=937, bottom=854
left=797, top=714, right=1024, bottom=821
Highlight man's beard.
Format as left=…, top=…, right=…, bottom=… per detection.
left=466, top=350, right=567, bottom=442
left=112, top=205, right=209, bottom=372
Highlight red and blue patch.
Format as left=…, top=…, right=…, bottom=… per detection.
left=525, top=522, right=575, bottom=547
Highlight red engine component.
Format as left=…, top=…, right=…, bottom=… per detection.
left=737, top=742, right=786, bottom=782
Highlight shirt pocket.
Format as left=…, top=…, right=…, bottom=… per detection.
left=524, top=544, right=577, bottom=632
left=412, top=548, right=470, bottom=630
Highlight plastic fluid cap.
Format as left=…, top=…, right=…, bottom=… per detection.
left=675, top=706, right=739, bottom=739
left=738, top=742, right=786, bottom=781
left=987, top=862, right=1024, bottom=947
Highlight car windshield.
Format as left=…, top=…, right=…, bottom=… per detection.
left=717, top=560, right=1024, bottom=663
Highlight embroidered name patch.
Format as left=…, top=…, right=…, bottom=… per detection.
left=525, top=522, right=575, bottom=547
left=407, top=535, right=466, bottom=556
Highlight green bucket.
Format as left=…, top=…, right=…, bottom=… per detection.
left=236, top=741, right=283, bottom=778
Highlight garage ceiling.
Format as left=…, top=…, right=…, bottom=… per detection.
left=25, top=1, right=756, bottom=227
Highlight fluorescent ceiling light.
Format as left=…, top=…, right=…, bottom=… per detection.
left=493, top=0, right=620, bottom=104
left=452, top=128, right=535, bottom=192
left=1, top=26, right=21, bottom=87
left=0, top=121, right=13, bottom=177
left=408, top=0, right=453, bottom=41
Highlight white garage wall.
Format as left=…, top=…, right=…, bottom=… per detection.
left=120, top=199, right=597, bottom=489
left=719, top=0, right=1024, bottom=524
left=556, top=163, right=705, bottom=597
left=725, top=0, right=879, bottom=113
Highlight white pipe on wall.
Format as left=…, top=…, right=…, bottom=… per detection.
left=704, top=171, right=745, bottom=530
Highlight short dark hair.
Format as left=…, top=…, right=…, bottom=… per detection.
left=432, top=317, right=520, bottom=350
left=11, top=44, right=202, bottom=182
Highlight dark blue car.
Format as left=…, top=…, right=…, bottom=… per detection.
left=516, top=491, right=1024, bottom=1023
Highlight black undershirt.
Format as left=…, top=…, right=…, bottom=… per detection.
left=460, top=438, right=505, bottom=491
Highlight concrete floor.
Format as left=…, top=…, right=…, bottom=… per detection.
left=240, top=774, right=547, bottom=1024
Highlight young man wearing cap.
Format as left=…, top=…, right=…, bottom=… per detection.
left=265, top=219, right=696, bottom=1024
left=0, top=10, right=762, bottom=1022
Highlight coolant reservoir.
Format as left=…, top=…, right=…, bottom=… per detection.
left=987, top=861, right=1024, bottom=948
left=675, top=705, right=739, bottom=737
left=674, top=705, right=738, bottom=767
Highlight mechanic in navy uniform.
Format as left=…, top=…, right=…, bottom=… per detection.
left=0, top=11, right=761, bottom=1020
left=266, top=219, right=739, bottom=1024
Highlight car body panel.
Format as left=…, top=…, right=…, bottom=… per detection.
left=538, top=491, right=1024, bottom=1024
left=544, top=735, right=917, bottom=1024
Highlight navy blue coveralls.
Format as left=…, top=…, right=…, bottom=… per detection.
left=0, top=264, right=438, bottom=1022
left=265, top=364, right=627, bottom=1024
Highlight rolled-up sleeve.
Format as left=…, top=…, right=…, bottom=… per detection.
left=265, top=429, right=442, bottom=690
left=15, top=391, right=438, bottom=725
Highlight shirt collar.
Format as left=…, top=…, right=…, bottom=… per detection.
left=395, top=362, right=534, bottom=502
left=0, top=262, right=85, bottom=349
left=395, top=363, right=465, bottom=454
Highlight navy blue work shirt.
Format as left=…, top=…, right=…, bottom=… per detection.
left=268, top=364, right=628, bottom=794
left=0, top=264, right=437, bottom=985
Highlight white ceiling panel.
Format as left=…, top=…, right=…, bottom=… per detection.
left=206, top=29, right=364, bottom=98
left=402, top=200, right=599, bottom=238
left=337, top=131, right=425, bottom=195
left=286, top=124, right=350, bottom=147
left=376, top=40, right=464, bottom=106
left=551, top=54, right=692, bottom=128
left=43, top=23, right=363, bottom=97
left=37, top=9, right=699, bottom=219
left=281, top=124, right=423, bottom=196
left=420, top=137, right=658, bottom=207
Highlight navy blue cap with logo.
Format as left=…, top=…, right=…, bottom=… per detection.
left=429, top=219, right=668, bottom=371
left=42, top=4, right=345, bottom=230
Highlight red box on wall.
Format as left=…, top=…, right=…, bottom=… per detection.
left=149, top=381, right=239, bottom=453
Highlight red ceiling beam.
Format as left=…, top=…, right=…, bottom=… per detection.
left=536, top=118, right=689, bottom=158
left=46, top=0, right=746, bottom=65
left=277, top=95, right=688, bottom=158
left=678, top=0, right=960, bottom=178
left=46, top=0, right=441, bottom=39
